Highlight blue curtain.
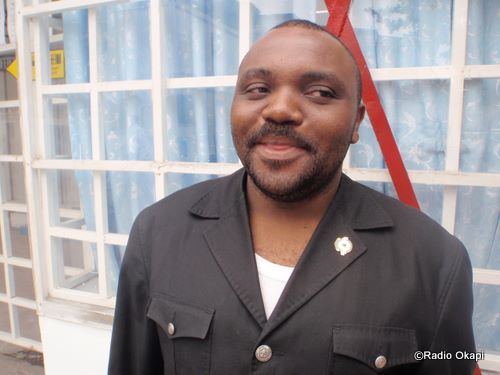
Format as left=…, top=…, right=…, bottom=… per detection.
left=62, top=0, right=499, bottom=352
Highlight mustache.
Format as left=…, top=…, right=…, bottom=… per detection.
left=246, top=123, right=314, bottom=151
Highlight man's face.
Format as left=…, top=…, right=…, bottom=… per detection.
left=231, top=27, right=365, bottom=202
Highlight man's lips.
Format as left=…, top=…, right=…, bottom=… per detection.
left=253, top=136, right=306, bottom=161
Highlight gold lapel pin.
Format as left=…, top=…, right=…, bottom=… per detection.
left=334, top=236, right=353, bottom=256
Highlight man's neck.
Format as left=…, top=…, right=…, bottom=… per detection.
left=246, top=174, right=342, bottom=266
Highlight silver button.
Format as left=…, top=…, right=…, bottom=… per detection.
left=167, top=322, right=175, bottom=336
left=374, top=355, right=387, bottom=369
left=255, top=345, right=272, bottom=362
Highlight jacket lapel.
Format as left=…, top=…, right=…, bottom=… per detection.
left=190, top=170, right=267, bottom=328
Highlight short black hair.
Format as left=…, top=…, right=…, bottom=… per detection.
left=272, top=19, right=362, bottom=104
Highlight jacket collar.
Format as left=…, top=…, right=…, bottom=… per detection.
left=188, top=168, right=394, bottom=230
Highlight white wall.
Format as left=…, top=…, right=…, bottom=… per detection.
left=40, top=316, right=112, bottom=375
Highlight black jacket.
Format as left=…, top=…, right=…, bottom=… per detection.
left=109, top=169, right=476, bottom=374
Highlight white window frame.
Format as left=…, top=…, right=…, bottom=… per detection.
left=11, top=0, right=500, bottom=370
left=0, top=38, right=41, bottom=349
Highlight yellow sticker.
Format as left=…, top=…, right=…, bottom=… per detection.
left=7, top=49, right=65, bottom=80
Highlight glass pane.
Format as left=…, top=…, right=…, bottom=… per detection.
left=163, top=0, right=239, bottom=77
left=9, top=212, right=30, bottom=259
left=250, top=0, right=317, bottom=42
left=455, top=186, right=499, bottom=270
left=165, top=173, right=222, bottom=196
left=0, top=108, right=21, bottom=155
left=97, top=2, right=151, bottom=81
left=16, top=306, right=41, bottom=342
left=0, top=53, right=18, bottom=99
left=53, top=237, right=98, bottom=294
left=0, top=265, right=6, bottom=294
left=466, top=0, right=500, bottom=65
left=0, top=163, right=26, bottom=204
left=460, top=79, right=500, bottom=173
left=0, top=302, right=10, bottom=333
left=106, top=172, right=155, bottom=234
left=101, top=91, right=153, bottom=161
left=473, top=283, right=500, bottom=353
left=351, top=80, right=449, bottom=171
left=350, top=1, right=452, bottom=68
left=48, top=170, right=95, bottom=231
left=12, top=266, right=35, bottom=300
left=45, top=94, right=92, bottom=160
left=106, top=245, right=125, bottom=296
left=165, top=87, right=237, bottom=163
left=60, top=10, right=88, bottom=85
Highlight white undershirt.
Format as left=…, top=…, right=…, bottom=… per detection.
left=255, top=253, right=295, bottom=319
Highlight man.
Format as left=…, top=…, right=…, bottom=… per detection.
left=109, top=20, right=476, bottom=374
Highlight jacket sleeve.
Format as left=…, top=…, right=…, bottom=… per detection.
left=108, top=212, right=164, bottom=375
left=416, top=242, right=477, bottom=375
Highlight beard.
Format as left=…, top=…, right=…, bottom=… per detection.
left=240, top=123, right=347, bottom=202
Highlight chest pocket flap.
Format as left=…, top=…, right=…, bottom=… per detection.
left=147, top=296, right=214, bottom=339
left=333, top=324, right=418, bottom=371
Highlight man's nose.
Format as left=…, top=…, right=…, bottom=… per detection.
left=261, top=88, right=303, bottom=125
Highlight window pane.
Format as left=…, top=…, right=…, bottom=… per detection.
left=350, top=1, right=452, bottom=68
left=466, top=0, right=500, bottom=65
left=0, top=265, right=6, bottom=294
left=61, top=10, right=89, bottom=84
left=16, top=306, right=41, bottom=342
left=12, top=266, right=35, bottom=300
left=106, top=245, right=125, bottom=295
left=165, top=87, right=237, bottom=163
left=250, top=0, right=317, bottom=42
left=45, top=94, right=92, bottom=160
left=47, top=170, right=95, bottom=231
left=0, top=54, right=18, bottom=99
left=106, top=171, right=155, bottom=234
left=455, top=186, right=499, bottom=270
left=0, top=108, right=21, bottom=155
left=473, top=283, right=500, bottom=353
left=9, top=212, right=30, bottom=260
left=0, top=163, right=26, bottom=203
left=460, top=79, right=500, bottom=173
left=53, top=238, right=98, bottom=294
left=163, top=0, right=239, bottom=78
left=97, top=2, right=151, bottom=81
left=351, top=80, right=449, bottom=171
left=101, top=91, right=153, bottom=161
left=0, top=302, right=10, bottom=333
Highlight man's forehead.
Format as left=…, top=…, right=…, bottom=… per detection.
left=239, top=26, right=352, bottom=71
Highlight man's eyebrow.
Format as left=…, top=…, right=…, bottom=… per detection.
left=240, top=68, right=273, bottom=81
left=301, top=71, right=347, bottom=91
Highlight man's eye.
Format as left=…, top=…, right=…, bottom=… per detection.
left=246, top=85, right=269, bottom=94
left=306, top=88, right=335, bottom=98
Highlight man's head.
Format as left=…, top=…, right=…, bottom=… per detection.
left=231, top=20, right=365, bottom=202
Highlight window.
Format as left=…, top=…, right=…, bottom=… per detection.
left=10, top=0, right=500, bottom=371
left=0, top=39, right=42, bottom=349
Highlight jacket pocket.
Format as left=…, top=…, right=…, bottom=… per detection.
left=331, top=324, right=419, bottom=374
left=147, top=296, right=214, bottom=375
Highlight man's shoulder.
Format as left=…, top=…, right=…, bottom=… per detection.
left=347, top=178, right=465, bottom=252
left=139, top=169, right=243, bottom=221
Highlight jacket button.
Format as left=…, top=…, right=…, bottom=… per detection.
left=255, top=345, right=272, bottom=362
left=374, top=355, right=387, bottom=369
left=167, top=322, right=175, bottom=336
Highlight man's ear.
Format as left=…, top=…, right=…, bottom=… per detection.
left=350, top=103, right=365, bottom=144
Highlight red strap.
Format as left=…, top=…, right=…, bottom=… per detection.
left=324, top=5, right=482, bottom=375
left=325, top=0, right=420, bottom=209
